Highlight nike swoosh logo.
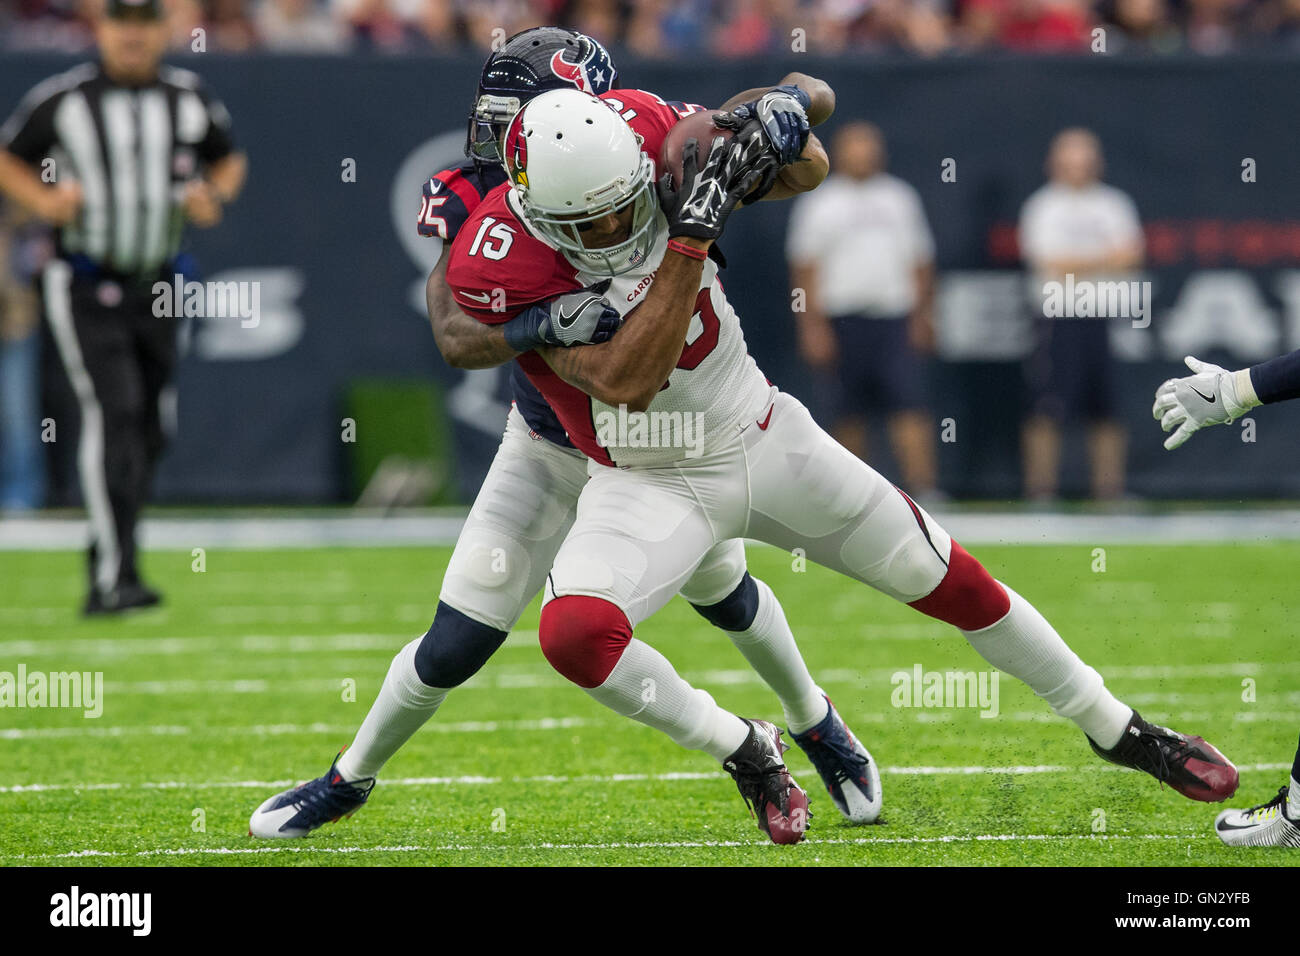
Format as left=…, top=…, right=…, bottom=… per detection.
left=556, top=296, right=596, bottom=329
left=458, top=290, right=491, bottom=303
left=1190, top=386, right=1216, bottom=404
left=1217, top=819, right=1265, bottom=831
left=756, top=404, right=774, bottom=430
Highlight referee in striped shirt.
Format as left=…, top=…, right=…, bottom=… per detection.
left=0, top=0, right=247, bottom=614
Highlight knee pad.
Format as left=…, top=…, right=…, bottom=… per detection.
left=679, top=539, right=747, bottom=607
left=691, top=572, right=759, bottom=632
left=413, top=601, right=509, bottom=688
left=908, top=541, right=1010, bottom=631
left=538, top=595, right=632, bottom=688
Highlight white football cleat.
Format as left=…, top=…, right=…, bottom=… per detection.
left=249, top=754, right=375, bottom=839
left=790, top=695, right=882, bottom=824
left=1214, top=787, right=1300, bottom=847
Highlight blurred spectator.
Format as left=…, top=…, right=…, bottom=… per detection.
left=255, top=0, right=351, bottom=50
left=1273, top=0, right=1300, bottom=48
left=0, top=202, right=51, bottom=511
left=711, top=0, right=777, bottom=55
left=1102, top=0, right=1182, bottom=53
left=409, top=0, right=459, bottom=50
left=165, top=0, right=204, bottom=48
left=206, top=0, right=258, bottom=48
left=457, top=0, right=544, bottom=51
left=787, top=122, right=941, bottom=497
left=1, top=0, right=96, bottom=49
left=625, top=0, right=672, bottom=56
left=1, top=0, right=1297, bottom=58
left=1019, top=128, right=1143, bottom=502
left=902, top=0, right=957, bottom=54
left=968, top=0, right=1093, bottom=51
left=332, top=0, right=409, bottom=49
left=1182, top=0, right=1244, bottom=52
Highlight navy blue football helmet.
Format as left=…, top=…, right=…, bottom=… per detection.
left=466, top=27, right=618, bottom=166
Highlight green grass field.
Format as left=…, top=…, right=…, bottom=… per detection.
left=2, top=541, right=1298, bottom=867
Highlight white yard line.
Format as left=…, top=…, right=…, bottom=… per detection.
left=1, top=763, right=1288, bottom=795
left=2, top=709, right=1294, bottom=740
left=4, top=510, right=1300, bottom=551
left=0, top=717, right=590, bottom=740
left=4, top=831, right=1212, bottom=861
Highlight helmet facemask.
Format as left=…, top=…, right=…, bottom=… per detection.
left=465, top=93, right=522, bottom=165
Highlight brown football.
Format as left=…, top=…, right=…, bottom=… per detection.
left=658, top=109, right=736, bottom=190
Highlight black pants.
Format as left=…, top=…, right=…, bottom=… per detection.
left=41, top=260, right=176, bottom=594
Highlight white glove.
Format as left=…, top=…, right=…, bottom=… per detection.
left=1152, top=355, right=1259, bottom=450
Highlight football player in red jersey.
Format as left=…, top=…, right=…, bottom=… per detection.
left=251, top=31, right=877, bottom=846
left=443, top=85, right=1241, bottom=840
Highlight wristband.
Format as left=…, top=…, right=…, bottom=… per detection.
left=775, top=84, right=812, bottom=111
left=667, top=239, right=708, bottom=261
left=501, top=307, right=544, bottom=353
left=1229, top=368, right=1261, bottom=414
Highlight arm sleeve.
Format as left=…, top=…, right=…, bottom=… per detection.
left=1248, top=348, right=1300, bottom=405
left=194, top=83, right=236, bottom=163
left=0, top=82, right=61, bottom=164
left=417, top=172, right=473, bottom=241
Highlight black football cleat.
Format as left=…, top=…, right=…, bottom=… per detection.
left=249, top=753, right=375, bottom=838
left=724, top=719, right=810, bottom=845
left=1088, top=710, right=1238, bottom=803
left=83, top=581, right=163, bottom=616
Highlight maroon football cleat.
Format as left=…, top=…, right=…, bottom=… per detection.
left=1088, top=710, right=1238, bottom=803
left=724, top=719, right=810, bottom=845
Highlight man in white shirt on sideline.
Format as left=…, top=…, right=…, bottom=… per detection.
left=1019, top=127, right=1143, bottom=502
left=787, top=121, right=940, bottom=497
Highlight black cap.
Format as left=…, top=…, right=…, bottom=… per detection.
left=106, top=0, right=163, bottom=20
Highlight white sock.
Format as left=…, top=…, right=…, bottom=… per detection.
left=1288, top=776, right=1300, bottom=819
left=727, top=577, right=828, bottom=734
left=962, top=583, right=1132, bottom=749
left=586, top=637, right=750, bottom=762
left=334, top=637, right=449, bottom=782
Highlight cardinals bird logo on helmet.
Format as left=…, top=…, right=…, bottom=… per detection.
left=505, top=110, right=529, bottom=189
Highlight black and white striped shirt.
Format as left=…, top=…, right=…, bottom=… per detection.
left=0, top=61, right=236, bottom=279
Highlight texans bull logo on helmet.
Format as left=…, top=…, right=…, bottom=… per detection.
left=549, top=42, right=610, bottom=95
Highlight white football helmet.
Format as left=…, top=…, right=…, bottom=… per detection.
left=503, top=88, right=659, bottom=277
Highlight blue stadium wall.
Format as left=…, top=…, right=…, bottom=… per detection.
left=4, top=53, right=1299, bottom=501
